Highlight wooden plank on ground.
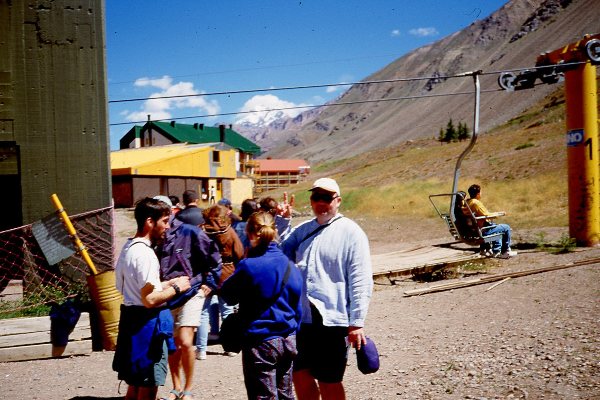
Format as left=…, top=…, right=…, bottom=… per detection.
left=0, top=340, right=92, bottom=362
left=0, top=312, right=92, bottom=361
left=0, top=321, right=91, bottom=348
left=0, top=280, right=23, bottom=301
left=371, top=244, right=480, bottom=280
left=404, top=258, right=600, bottom=297
left=0, top=312, right=90, bottom=337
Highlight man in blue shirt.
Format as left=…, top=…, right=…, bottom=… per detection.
left=281, top=177, right=373, bottom=399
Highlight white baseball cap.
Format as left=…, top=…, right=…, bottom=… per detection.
left=309, top=177, right=341, bottom=195
left=153, top=195, right=173, bottom=207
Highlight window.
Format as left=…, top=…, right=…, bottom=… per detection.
left=212, top=151, right=220, bottom=163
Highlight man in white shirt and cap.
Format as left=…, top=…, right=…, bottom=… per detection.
left=281, top=177, right=373, bottom=400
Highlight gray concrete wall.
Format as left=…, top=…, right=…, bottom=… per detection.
left=0, top=0, right=110, bottom=227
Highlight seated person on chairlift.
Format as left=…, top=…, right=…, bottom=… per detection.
left=466, top=184, right=515, bottom=259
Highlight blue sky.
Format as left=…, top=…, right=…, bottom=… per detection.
left=106, top=1, right=507, bottom=150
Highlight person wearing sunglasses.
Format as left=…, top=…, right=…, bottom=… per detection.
left=280, top=177, right=373, bottom=400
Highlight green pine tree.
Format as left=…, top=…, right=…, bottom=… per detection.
left=457, top=121, right=471, bottom=141
left=445, top=119, right=458, bottom=142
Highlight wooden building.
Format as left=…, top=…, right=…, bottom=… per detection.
left=253, top=159, right=310, bottom=194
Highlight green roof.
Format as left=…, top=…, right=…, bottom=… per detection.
left=120, top=121, right=261, bottom=154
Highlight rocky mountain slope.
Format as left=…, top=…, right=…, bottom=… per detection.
left=236, top=0, right=599, bottom=163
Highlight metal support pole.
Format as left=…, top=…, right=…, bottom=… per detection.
left=565, top=61, right=600, bottom=246
left=450, top=71, right=481, bottom=216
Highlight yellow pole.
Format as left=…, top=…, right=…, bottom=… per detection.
left=50, top=193, right=98, bottom=275
left=565, top=61, right=600, bottom=246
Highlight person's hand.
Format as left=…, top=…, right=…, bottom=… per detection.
left=348, top=326, right=367, bottom=350
left=173, top=276, right=191, bottom=292
left=278, top=192, right=295, bottom=218
left=200, top=284, right=212, bottom=296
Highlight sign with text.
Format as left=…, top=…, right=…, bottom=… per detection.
left=566, top=129, right=584, bottom=147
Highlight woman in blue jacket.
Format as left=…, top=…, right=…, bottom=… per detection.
left=220, top=211, right=303, bottom=399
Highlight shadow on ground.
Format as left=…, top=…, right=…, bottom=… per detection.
left=69, top=397, right=123, bottom=400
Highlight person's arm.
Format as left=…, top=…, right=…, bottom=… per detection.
left=141, top=275, right=190, bottom=308
left=345, top=226, right=373, bottom=349
left=468, top=199, right=491, bottom=217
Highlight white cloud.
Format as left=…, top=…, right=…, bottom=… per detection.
left=134, top=75, right=173, bottom=90
left=325, top=75, right=353, bottom=94
left=235, top=94, right=310, bottom=125
left=391, top=29, right=401, bottom=37
left=408, top=27, right=439, bottom=37
left=124, top=76, right=220, bottom=122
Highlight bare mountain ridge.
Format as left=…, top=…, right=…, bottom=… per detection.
left=235, top=0, right=599, bottom=163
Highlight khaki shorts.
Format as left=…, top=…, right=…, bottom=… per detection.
left=171, top=291, right=204, bottom=329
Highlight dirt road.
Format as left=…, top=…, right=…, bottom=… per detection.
left=1, top=212, right=598, bottom=399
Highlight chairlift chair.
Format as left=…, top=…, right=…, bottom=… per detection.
left=429, top=71, right=504, bottom=247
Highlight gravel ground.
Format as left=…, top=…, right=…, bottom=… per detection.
left=1, top=212, right=599, bottom=399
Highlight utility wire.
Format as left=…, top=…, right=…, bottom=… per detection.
left=109, top=88, right=503, bottom=126
left=108, top=53, right=401, bottom=86
left=109, top=75, right=440, bottom=104
left=108, top=60, right=582, bottom=105
left=109, top=60, right=577, bottom=127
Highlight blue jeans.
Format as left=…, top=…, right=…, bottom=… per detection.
left=196, top=294, right=235, bottom=353
left=484, top=223, right=511, bottom=253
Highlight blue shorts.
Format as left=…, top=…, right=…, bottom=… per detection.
left=293, top=306, right=348, bottom=383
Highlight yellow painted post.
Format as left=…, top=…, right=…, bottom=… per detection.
left=50, top=193, right=98, bottom=274
left=565, top=61, right=599, bottom=246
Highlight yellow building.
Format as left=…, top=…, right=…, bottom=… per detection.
left=112, top=140, right=257, bottom=207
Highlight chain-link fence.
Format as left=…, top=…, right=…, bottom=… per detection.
left=0, top=206, right=114, bottom=318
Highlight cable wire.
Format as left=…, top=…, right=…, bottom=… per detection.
left=109, top=88, right=503, bottom=126
left=108, top=60, right=580, bottom=105
left=109, top=59, right=577, bottom=127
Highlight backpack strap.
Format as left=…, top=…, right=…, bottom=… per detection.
left=298, top=215, right=343, bottom=246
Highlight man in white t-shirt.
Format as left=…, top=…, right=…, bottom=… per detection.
left=113, top=197, right=190, bottom=400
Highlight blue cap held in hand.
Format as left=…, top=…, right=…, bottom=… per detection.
left=356, top=336, right=380, bottom=374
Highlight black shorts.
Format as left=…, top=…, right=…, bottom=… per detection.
left=293, top=306, right=349, bottom=383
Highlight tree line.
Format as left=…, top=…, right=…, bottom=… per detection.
left=438, top=119, right=471, bottom=143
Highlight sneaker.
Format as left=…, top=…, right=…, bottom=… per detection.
left=224, top=351, right=238, bottom=357
left=480, top=249, right=494, bottom=257
left=496, top=252, right=511, bottom=259
left=196, top=350, right=207, bottom=360
left=507, top=247, right=518, bottom=257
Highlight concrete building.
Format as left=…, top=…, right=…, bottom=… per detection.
left=0, top=0, right=110, bottom=230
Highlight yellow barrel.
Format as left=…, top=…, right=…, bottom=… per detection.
left=87, top=270, right=122, bottom=351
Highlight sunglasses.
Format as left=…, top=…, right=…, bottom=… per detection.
left=310, top=192, right=339, bottom=203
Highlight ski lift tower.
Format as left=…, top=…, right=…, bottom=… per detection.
left=499, top=33, right=600, bottom=246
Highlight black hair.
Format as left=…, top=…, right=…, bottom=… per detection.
left=259, top=197, right=278, bottom=214
left=169, top=195, right=180, bottom=205
left=240, top=198, right=259, bottom=221
left=468, top=184, right=481, bottom=199
left=182, top=189, right=199, bottom=205
left=134, top=197, right=171, bottom=233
